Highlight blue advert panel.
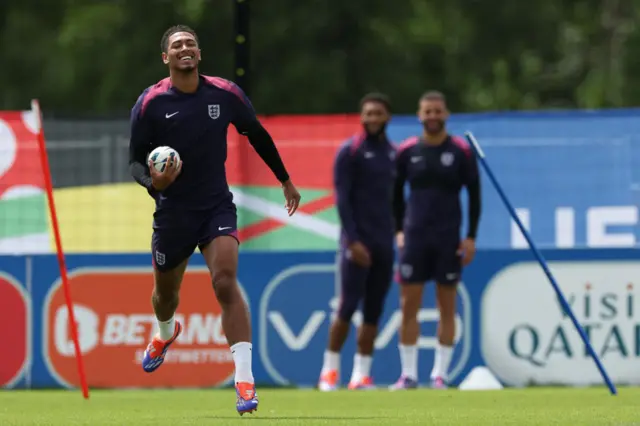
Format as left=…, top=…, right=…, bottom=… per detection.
left=2, top=249, right=640, bottom=389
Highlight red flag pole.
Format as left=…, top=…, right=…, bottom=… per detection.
left=31, top=100, right=89, bottom=399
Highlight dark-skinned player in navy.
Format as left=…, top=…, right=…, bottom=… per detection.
left=128, top=25, right=301, bottom=415
left=318, top=93, right=396, bottom=391
left=389, top=91, right=481, bottom=391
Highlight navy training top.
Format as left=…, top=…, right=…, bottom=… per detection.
left=334, top=132, right=396, bottom=251
left=393, top=135, right=481, bottom=244
left=129, top=75, right=259, bottom=211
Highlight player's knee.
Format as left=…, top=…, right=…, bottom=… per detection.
left=362, top=313, right=382, bottom=328
left=436, top=287, right=457, bottom=320
left=362, top=301, right=384, bottom=326
left=400, top=293, right=421, bottom=318
left=211, top=268, right=240, bottom=305
left=337, top=298, right=358, bottom=322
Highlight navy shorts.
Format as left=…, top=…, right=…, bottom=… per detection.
left=337, top=246, right=394, bottom=326
left=151, top=204, right=238, bottom=272
left=398, top=240, right=462, bottom=285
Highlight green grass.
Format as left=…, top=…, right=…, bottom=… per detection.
left=0, top=387, right=638, bottom=425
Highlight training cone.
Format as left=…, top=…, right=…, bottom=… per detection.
left=458, top=366, right=503, bottom=391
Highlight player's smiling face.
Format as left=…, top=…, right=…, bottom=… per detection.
left=418, top=99, right=449, bottom=134
left=361, top=101, right=389, bottom=136
left=162, top=32, right=201, bottom=72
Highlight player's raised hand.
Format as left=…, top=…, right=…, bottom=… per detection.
left=149, top=155, right=182, bottom=191
left=282, top=180, right=301, bottom=216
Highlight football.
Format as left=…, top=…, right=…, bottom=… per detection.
left=148, top=146, right=181, bottom=173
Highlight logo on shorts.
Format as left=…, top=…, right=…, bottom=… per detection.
left=155, top=251, right=165, bottom=266
left=208, top=105, right=220, bottom=120
left=441, top=152, right=454, bottom=166
left=400, top=264, right=413, bottom=279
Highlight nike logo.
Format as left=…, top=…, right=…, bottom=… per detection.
left=165, top=112, right=179, bottom=118
left=411, top=156, right=422, bottom=163
left=364, top=152, right=375, bottom=159
left=218, top=226, right=232, bottom=231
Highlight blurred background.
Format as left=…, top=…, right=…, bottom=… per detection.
left=1, top=0, right=639, bottom=396
left=4, top=0, right=640, bottom=114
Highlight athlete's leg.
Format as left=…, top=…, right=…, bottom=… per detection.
left=348, top=249, right=393, bottom=389
left=430, top=243, right=463, bottom=388
left=152, top=259, right=189, bottom=333
left=435, top=282, right=457, bottom=348
left=200, top=236, right=250, bottom=345
left=142, top=229, right=195, bottom=373
left=428, top=283, right=457, bottom=388
left=389, top=247, right=433, bottom=390
left=199, top=234, right=257, bottom=415
left=397, top=282, right=424, bottom=380
left=329, top=254, right=368, bottom=351
left=319, top=251, right=368, bottom=391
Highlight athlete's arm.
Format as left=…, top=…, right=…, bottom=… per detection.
left=333, top=144, right=360, bottom=243
left=229, top=89, right=290, bottom=184
left=128, top=92, right=157, bottom=195
left=463, top=151, right=482, bottom=240
left=241, top=120, right=290, bottom=183
left=466, top=179, right=481, bottom=239
left=392, top=149, right=408, bottom=233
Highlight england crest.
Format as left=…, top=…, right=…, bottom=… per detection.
left=441, top=152, right=454, bottom=166
left=208, top=104, right=220, bottom=120
left=155, top=251, right=166, bottom=266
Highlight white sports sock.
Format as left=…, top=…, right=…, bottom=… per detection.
left=157, top=315, right=176, bottom=341
left=430, top=342, right=454, bottom=380
left=231, top=342, right=254, bottom=383
left=350, top=353, right=372, bottom=383
left=399, top=344, right=418, bottom=380
left=321, top=350, right=340, bottom=374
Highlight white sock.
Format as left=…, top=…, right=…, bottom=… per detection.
left=399, top=344, right=418, bottom=380
left=157, top=315, right=176, bottom=341
left=350, top=353, right=372, bottom=383
left=321, top=350, right=340, bottom=374
left=230, top=342, right=254, bottom=383
left=430, top=342, right=454, bottom=380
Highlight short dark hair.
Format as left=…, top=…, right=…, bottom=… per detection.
left=420, top=90, right=446, bottom=103
left=161, top=25, right=199, bottom=52
left=359, top=92, right=391, bottom=113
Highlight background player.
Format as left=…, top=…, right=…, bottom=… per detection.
left=390, top=91, right=481, bottom=390
left=318, top=93, right=396, bottom=391
left=128, top=25, right=301, bottom=414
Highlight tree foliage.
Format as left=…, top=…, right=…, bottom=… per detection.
left=1, top=0, right=639, bottom=115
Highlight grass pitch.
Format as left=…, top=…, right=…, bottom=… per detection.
left=0, top=387, right=638, bottom=425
